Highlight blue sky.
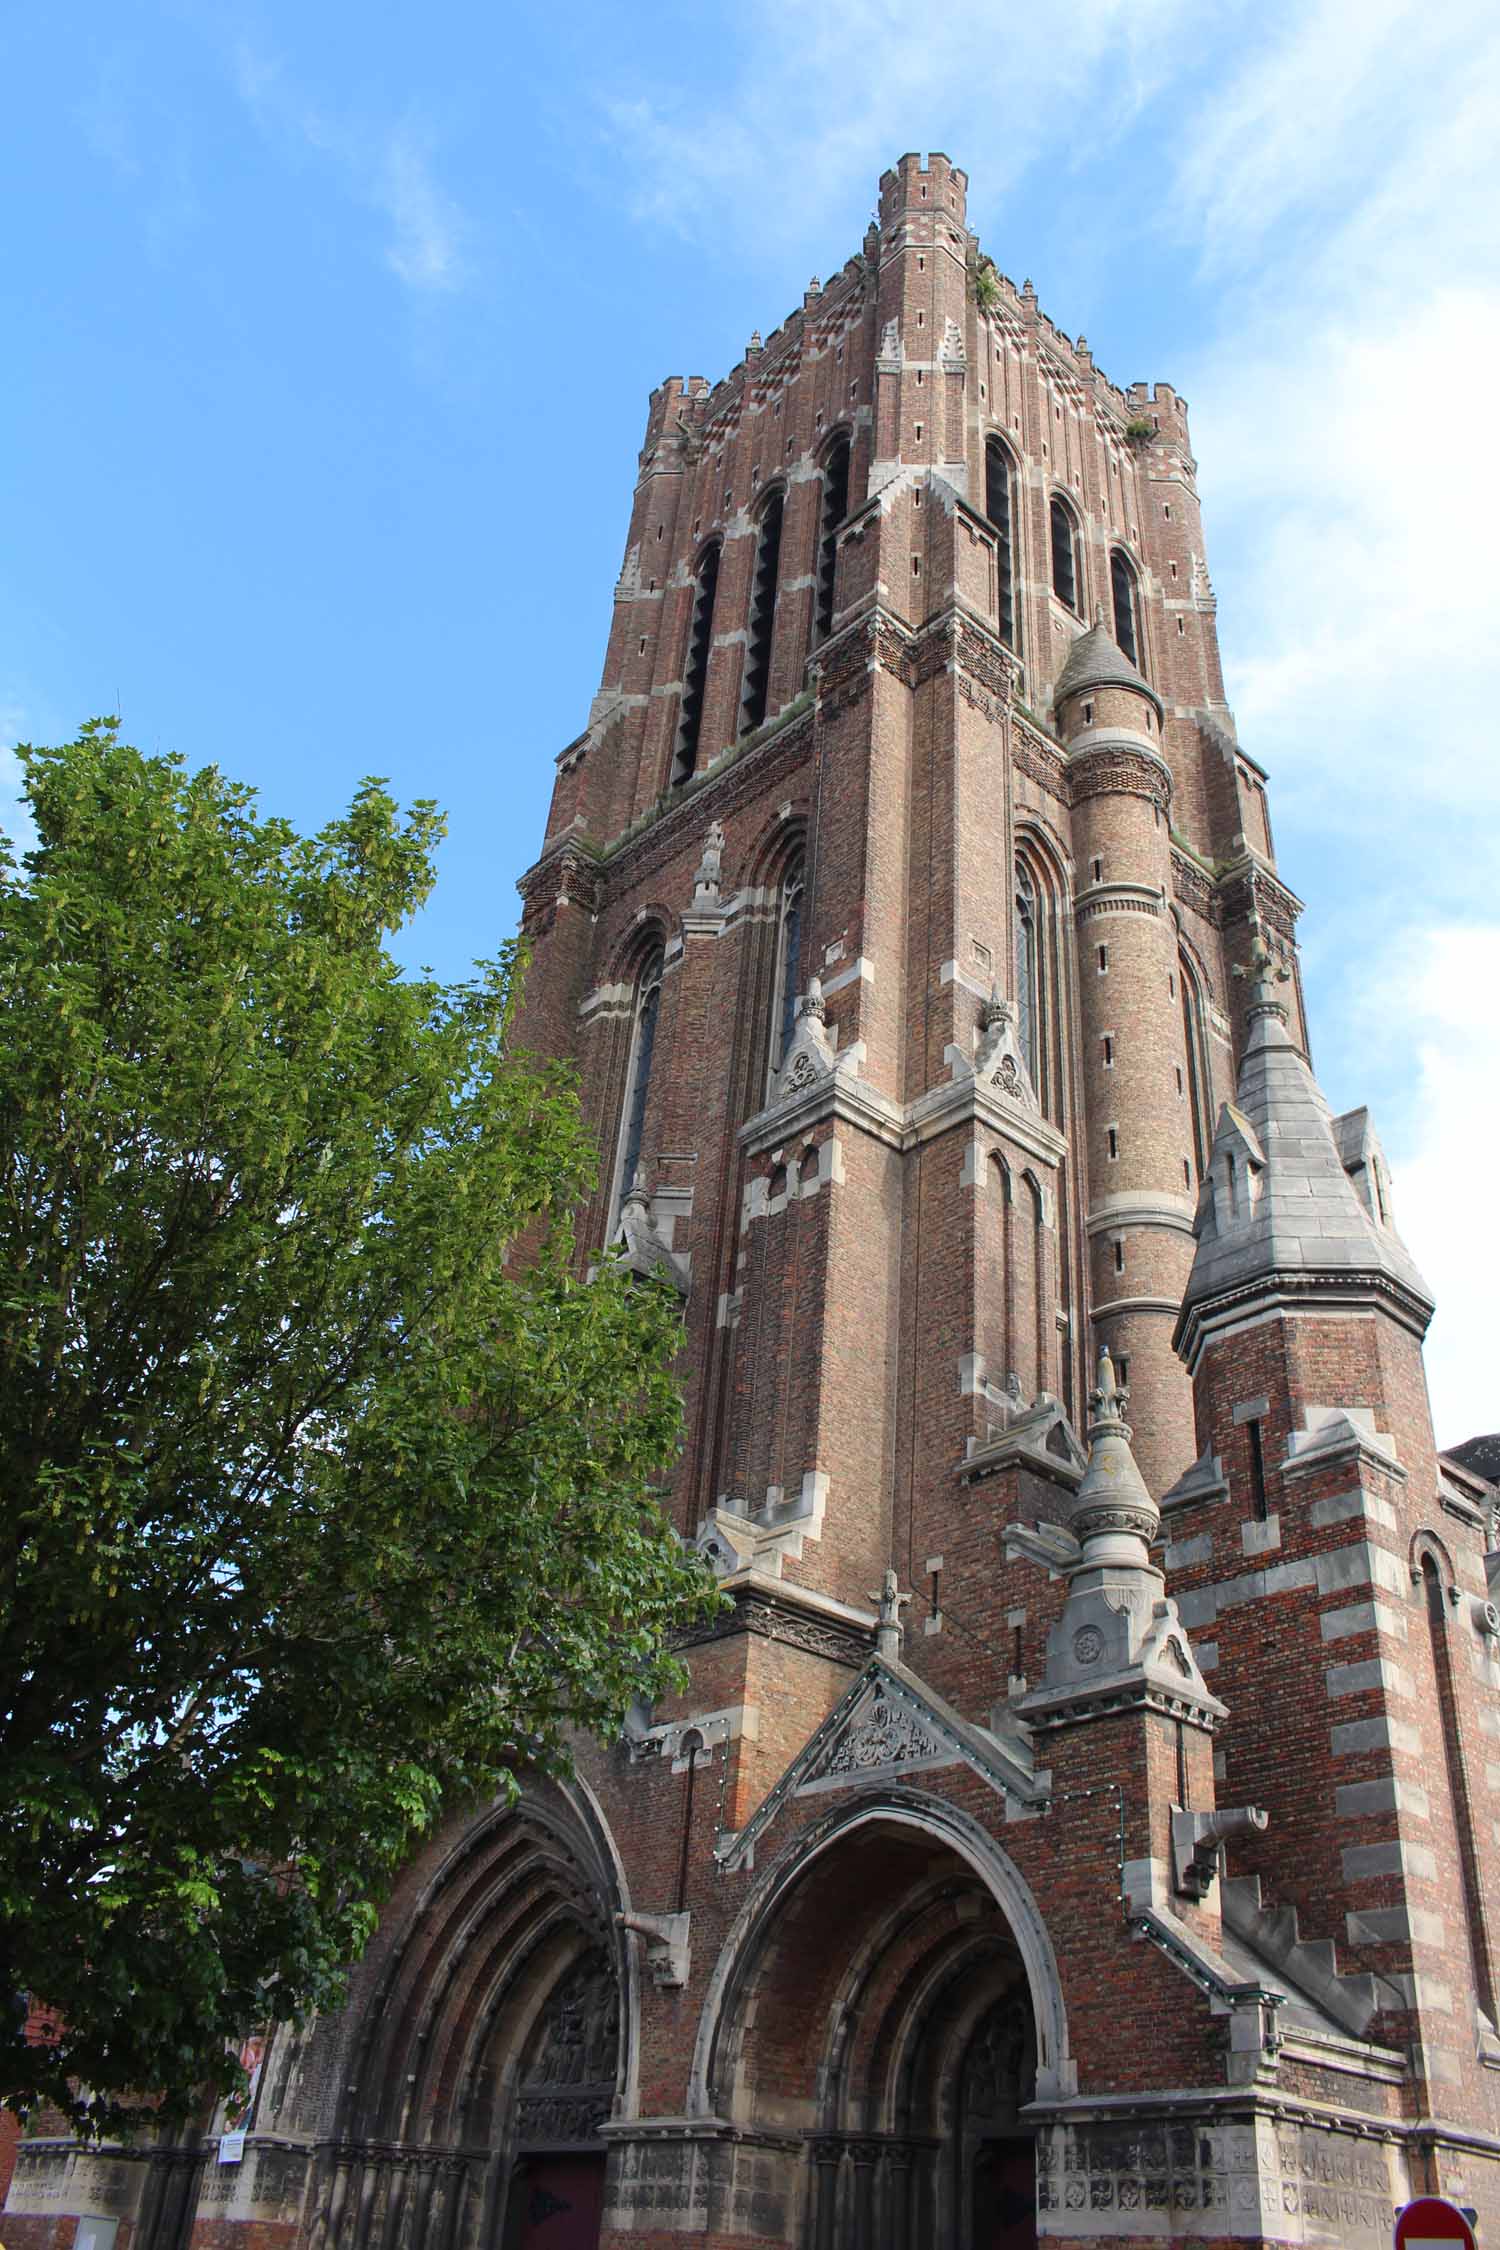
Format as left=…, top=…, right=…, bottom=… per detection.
left=3, top=1, right=1497, bottom=1444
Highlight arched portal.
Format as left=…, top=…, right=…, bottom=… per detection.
left=307, top=1780, right=629, bottom=2250
left=699, top=1801, right=1057, bottom=2249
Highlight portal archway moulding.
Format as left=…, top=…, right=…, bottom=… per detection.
left=686, top=1787, right=1075, bottom=2118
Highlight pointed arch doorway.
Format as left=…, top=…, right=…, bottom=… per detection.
left=699, top=1801, right=1055, bottom=2249
left=501, top=1949, right=616, bottom=2250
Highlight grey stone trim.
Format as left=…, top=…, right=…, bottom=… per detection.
left=1325, top=1656, right=1413, bottom=1700
left=1347, top=1904, right=1447, bottom=1947
left=1309, top=1488, right=1400, bottom=1531
left=1334, top=1777, right=1428, bottom=1820
left=1341, top=1839, right=1438, bottom=1883
left=1330, top=1714, right=1420, bottom=1756
left=1320, top=1598, right=1407, bottom=1644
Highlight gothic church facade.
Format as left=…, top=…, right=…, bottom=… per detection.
left=10, top=149, right=1500, bottom=2250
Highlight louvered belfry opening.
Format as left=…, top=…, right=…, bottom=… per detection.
left=1049, top=496, right=1077, bottom=612
left=984, top=435, right=1016, bottom=649
left=673, top=541, right=721, bottom=785
left=741, top=489, right=785, bottom=734
left=815, top=437, right=851, bottom=642
left=1111, top=547, right=1140, bottom=667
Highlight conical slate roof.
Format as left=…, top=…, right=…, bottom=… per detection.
left=1176, top=947, right=1432, bottom=1353
left=1053, top=612, right=1164, bottom=721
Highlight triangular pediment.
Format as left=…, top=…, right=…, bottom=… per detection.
left=715, top=1658, right=1047, bottom=1874
left=798, top=1673, right=953, bottom=1794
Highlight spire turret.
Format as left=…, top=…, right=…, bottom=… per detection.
left=1175, top=927, right=1432, bottom=1369
left=1009, top=1351, right=1223, bottom=1731
left=1053, top=609, right=1164, bottom=729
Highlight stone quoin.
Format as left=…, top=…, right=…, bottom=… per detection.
left=9, top=149, right=1500, bottom=2250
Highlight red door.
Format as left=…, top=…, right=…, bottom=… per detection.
left=514, top=2154, right=606, bottom=2250
left=974, top=2137, right=1037, bottom=2250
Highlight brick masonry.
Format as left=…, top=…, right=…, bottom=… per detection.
left=9, top=149, right=1500, bottom=2250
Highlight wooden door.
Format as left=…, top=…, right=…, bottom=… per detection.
left=973, top=2135, right=1036, bottom=2250
left=513, top=2153, right=606, bottom=2250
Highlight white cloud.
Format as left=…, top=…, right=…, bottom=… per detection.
left=377, top=129, right=466, bottom=292
left=231, top=40, right=468, bottom=295
left=1174, top=0, right=1497, bottom=276
left=600, top=0, right=1200, bottom=246
left=1363, top=924, right=1500, bottom=1448
left=1192, top=287, right=1500, bottom=842
left=1171, top=1, right=1500, bottom=1432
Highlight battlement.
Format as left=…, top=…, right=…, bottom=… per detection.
left=877, top=148, right=969, bottom=224
left=643, top=154, right=1187, bottom=456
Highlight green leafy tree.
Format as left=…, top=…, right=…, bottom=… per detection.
left=0, top=722, right=713, bottom=2136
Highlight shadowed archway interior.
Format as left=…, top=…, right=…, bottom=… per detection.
left=307, top=1785, right=626, bottom=2250
left=709, top=1817, right=1038, bottom=2250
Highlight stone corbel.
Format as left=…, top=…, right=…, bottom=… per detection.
left=617, top=1910, right=691, bottom=1990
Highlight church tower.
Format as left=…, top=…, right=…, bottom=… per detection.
left=10, top=149, right=1500, bottom=2250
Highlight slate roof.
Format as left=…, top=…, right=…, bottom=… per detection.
left=1448, top=1433, right=1500, bottom=1485
left=1053, top=615, right=1165, bottom=722
left=1178, top=992, right=1432, bottom=1333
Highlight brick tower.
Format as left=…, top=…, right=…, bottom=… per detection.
left=10, top=149, right=1500, bottom=2250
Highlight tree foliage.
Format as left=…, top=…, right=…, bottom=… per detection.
left=0, top=723, right=713, bottom=2134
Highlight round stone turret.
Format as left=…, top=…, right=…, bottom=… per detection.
left=1053, top=609, right=1164, bottom=741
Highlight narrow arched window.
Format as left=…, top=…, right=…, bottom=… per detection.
left=1179, top=953, right=1211, bottom=1181
left=815, top=439, right=850, bottom=642
left=984, top=437, right=1017, bottom=650
left=1111, top=549, right=1141, bottom=669
left=741, top=490, right=785, bottom=735
left=673, top=544, right=720, bottom=786
left=1049, top=497, right=1078, bottom=613
left=617, top=951, right=663, bottom=1210
left=1015, top=862, right=1039, bottom=1081
left=769, top=861, right=805, bottom=1086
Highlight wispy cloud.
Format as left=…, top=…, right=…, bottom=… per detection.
left=599, top=0, right=1198, bottom=246
left=595, top=0, right=1500, bottom=1437
left=1176, top=0, right=1500, bottom=1440
left=377, top=128, right=466, bottom=291
left=1359, top=924, right=1500, bottom=1447
left=231, top=39, right=469, bottom=295
left=75, top=45, right=203, bottom=262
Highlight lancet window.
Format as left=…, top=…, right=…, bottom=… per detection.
left=1111, top=548, right=1141, bottom=669
left=1178, top=950, right=1211, bottom=1181
left=616, top=949, right=663, bottom=1212
left=741, top=490, right=785, bottom=735
left=1014, top=862, right=1039, bottom=1083
left=815, top=437, right=851, bottom=643
left=673, top=543, right=721, bottom=786
left=984, top=436, right=1017, bottom=650
left=770, top=861, right=805, bottom=1085
left=1049, top=496, right=1079, bottom=613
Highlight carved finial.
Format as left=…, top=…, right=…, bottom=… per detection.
left=1232, top=920, right=1292, bottom=1024
left=1089, top=1345, right=1128, bottom=1429
left=979, top=982, right=1011, bottom=1033
left=808, top=275, right=822, bottom=295
left=692, top=819, right=725, bottom=905
left=870, top=1565, right=910, bottom=1660
left=799, top=975, right=826, bottom=1023
left=1093, top=601, right=1107, bottom=629
left=748, top=329, right=763, bottom=354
